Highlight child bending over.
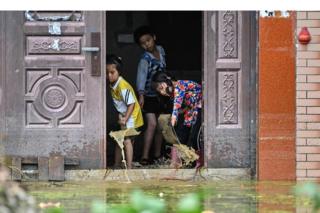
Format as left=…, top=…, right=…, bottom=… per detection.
left=151, top=72, right=202, bottom=167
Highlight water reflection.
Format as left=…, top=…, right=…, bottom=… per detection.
left=22, top=180, right=312, bottom=212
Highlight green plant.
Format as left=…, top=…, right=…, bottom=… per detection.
left=295, top=182, right=320, bottom=212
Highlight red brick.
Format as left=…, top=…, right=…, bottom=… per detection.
left=297, top=162, right=320, bottom=169
left=297, top=83, right=320, bottom=91
left=307, top=106, right=320, bottom=114
left=297, top=91, right=307, bottom=98
left=297, top=11, right=307, bottom=19
left=307, top=123, right=320, bottom=130
left=297, top=146, right=320, bottom=153
left=307, top=75, right=320, bottom=83
left=297, top=130, right=320, bottom=138
left=309, top=36, right=320, bottom=44
left=297, top=115, right=320, bottom=122
left=297, top=59, right=307, bottom=67
left=297, top=177, right=320, bottom=181
left=297, top=107, right=306, bottom=114
left=296, top=169, right=307, bottom=177
left=297, top=154, right=307, bottom=161
left=307, top=138, right=320, bottom=145
left=297, top=20, right=320, bottom=27
left=297, top=67, right=320, bottom=75
left=307, top=154, right=320, bottom=161
left=297, top=75, right=307, bottom=83
left=297, top=106, right=306, bottom=114
left=297, top=44, right=308, bottom=51
left=308, top=60, right=320, bottom=67
left=304, top=44, right=320, bottom=51
left=297, top=138, right=307, bottom=145
left=309, top=28, right=320, bottom=36
left=307, top=91, right=320, bottom=98
left=308, top=12, right=320, bottom=19
left=297, top=122, right=306, bottom=129
left=307, top=170, right=320, bottom=177
left=297, top=51, right=320, bottom=59
left=297, top=99, right=320, bottom=106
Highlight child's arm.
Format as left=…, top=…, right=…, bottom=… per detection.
left=119, top=103, right=135, bottom=126
left=136, top=59, right=148, bottom=107
left=171, top=86, right=185, bottom=126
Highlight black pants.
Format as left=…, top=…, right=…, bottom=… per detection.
left=174, top=109, right=202, bottom=150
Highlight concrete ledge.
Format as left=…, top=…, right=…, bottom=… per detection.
left=65, top=168, right=252, bottom=181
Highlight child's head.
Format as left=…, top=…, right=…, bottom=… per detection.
left=133, top=25, right=156, bottom=53
left=106, top=54, right=122, bottom=84
left=151, top=72, right=174, bottom=97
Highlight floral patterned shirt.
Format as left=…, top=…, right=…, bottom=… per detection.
left=172, top=80, right=202, bottom=127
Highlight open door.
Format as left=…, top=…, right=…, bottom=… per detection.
left=203, top=11, right=257, bottom=171
left=1, top=11, right=106, bottom=169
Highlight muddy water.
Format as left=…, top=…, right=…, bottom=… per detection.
left=22, top=180, right=312, bottom=213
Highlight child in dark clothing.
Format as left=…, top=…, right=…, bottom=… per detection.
left=134, top=25, right=168, bottom=165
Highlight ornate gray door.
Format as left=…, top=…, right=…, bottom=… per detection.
left=203, top=11, right=257, bottom=170
left=1, top=11, right=106, bottom=169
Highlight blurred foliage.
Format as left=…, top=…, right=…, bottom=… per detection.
left=295, top=182, right=320, bottom=212
left=44, top=189, right=207, bottom=213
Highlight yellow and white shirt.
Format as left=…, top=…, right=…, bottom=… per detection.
left=110, top=77, right=143, bottom=129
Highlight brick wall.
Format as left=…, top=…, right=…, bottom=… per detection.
left=296, top=11, right=320, bottom=180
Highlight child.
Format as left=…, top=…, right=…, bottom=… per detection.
left=107, top=54, right=143, bottom=169
left=134, top=25, right=168, bottom=165
left=151, top=72, right=202, bottom=167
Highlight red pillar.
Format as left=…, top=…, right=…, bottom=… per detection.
left=258, top=13, right=296, bottom=180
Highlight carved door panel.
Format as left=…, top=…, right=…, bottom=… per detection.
left=2, top=11, right=106, bottom=169
left=203, top=11, right=257, bottom=169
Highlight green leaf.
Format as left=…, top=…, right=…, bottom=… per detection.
left=91, top=200, right=107, bottom=213
left=44, top=207, right=65, bottom=213
left=130, top=190, right=166, bottom=213
left=177, top=193, right=202, bottom=213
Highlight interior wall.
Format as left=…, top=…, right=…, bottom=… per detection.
left=106, top=12, right=148, bottom=127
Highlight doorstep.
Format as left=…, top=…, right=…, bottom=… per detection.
left=65, top=168, right=252, bottom=181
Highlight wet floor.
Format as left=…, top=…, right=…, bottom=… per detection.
left=22, top=180, right=313, bottom=213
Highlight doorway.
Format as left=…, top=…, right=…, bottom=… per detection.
left=105, top=11, right=202, bottom=167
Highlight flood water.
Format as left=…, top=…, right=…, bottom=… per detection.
left=22, top=180, right=312, bottom=213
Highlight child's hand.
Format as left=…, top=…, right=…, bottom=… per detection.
left=138, top=95, right=144, bottom=108
left=118, top=114, right=126, bottom=126
left=171, top=116, right=177, bottom=126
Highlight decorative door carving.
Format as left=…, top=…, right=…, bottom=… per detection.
left=1, top=11, right=106, bottom=169
left=203, top=11, right=257, bottom=170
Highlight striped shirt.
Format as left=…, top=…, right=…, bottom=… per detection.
left=110, top=77, right=143, bottom=129
left=136, top=45, right=166, bottom=97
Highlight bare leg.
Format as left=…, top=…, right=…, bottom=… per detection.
left=141, top=113, right=157, bottom=161
left=124, top=138, right=133, bottom=169
left=154, top=123, right=163, bottom=158
left=114, top=145, right=122, bottom=168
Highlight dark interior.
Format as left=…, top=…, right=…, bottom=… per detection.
left=106, top=11, right=202, bottom=166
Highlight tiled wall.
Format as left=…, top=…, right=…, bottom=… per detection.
left=258, top=13, right=296, bottom=180
left=296, top=11, right=320, bottom=180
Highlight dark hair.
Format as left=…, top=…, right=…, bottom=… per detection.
left=151, top=71, right=174, bottom=93
left=106, top=54, right=123, bottom=73
left=133, top=25, right=155, bottom=44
